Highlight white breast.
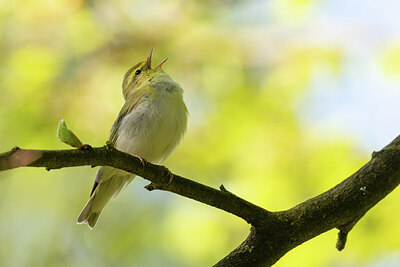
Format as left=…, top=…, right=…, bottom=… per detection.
left=115, top=84, right=188, bottom=164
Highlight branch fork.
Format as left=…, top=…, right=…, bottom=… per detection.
left=1, top=134, right=399, bottom=266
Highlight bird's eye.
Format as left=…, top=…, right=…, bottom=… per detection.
left=135, top=69, right=141, bottom=75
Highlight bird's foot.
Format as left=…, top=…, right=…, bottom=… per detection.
left=105, top=141, right=114, bottom=149
left=144, top=167, right=174, bottom=191
left=133, top=154, right=146, bottom=167
left=79, top=144, right=93, bottom=151
left=164, top=167, right=174, bottom=184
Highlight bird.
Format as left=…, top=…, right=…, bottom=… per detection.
left=77, top=49, right=188, bottom=229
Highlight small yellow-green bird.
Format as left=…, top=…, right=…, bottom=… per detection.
left=77, top=50, right=188, bottom=229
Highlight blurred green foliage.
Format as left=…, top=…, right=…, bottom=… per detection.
left=0, top=0, right=399, bottom=266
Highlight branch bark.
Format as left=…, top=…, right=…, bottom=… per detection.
left=1, top=135, right=399, bottom=266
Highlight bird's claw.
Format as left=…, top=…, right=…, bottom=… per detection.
left=79, top=144, right=93, bottom=151
left=133, top=154, right=146, bottom=167
left=144, top=167, right=174, bottom=191
left=164, top=167, right=174, bottom=184
left=106, top=141, right=114, bottom=149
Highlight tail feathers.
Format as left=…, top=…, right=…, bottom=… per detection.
left=77, top=197, right=102, bottom=229
left=77, top=172, right=135, bottom=229
left=87, top=213, right=101, bottom=229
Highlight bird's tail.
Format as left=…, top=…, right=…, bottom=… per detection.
left=77, top=172, right=134, bottom=229
left=77, top=196, right=101, bottom=229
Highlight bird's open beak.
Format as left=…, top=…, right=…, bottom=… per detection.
left=156, top=58, right=168, bottom=69
left=146, top=48, right=153, bottom=69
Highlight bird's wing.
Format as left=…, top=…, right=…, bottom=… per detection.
left=89, top=88, right=150, bottom=196
left=108, top=88, right=149, bottom=146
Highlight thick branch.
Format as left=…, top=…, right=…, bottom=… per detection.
left=1, top=134, right=399, bottom=266
left=215, top=135, right=400, bottom=266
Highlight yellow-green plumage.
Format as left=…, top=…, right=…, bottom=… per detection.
left=77, top=51, right=188, bottom=229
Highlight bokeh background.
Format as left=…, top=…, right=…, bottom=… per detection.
left=1, top=0, right=400, bottom=266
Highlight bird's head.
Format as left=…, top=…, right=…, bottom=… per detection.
left=122, top=49, right=168, bottom=100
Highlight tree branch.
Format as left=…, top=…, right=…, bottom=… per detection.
left=1, top=135, right=399, bottom=266
left=0, top=145, right=270, bottom=225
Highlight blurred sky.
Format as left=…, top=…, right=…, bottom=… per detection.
left=232, top=0, right=400, bottom=152
left=298, top=0, right=400, bottom=152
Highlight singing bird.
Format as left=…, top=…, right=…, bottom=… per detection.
left=77, top=50, right=188, bottom=229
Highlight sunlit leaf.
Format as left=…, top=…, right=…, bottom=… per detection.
left=56, top=119, right=83, bottom=148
